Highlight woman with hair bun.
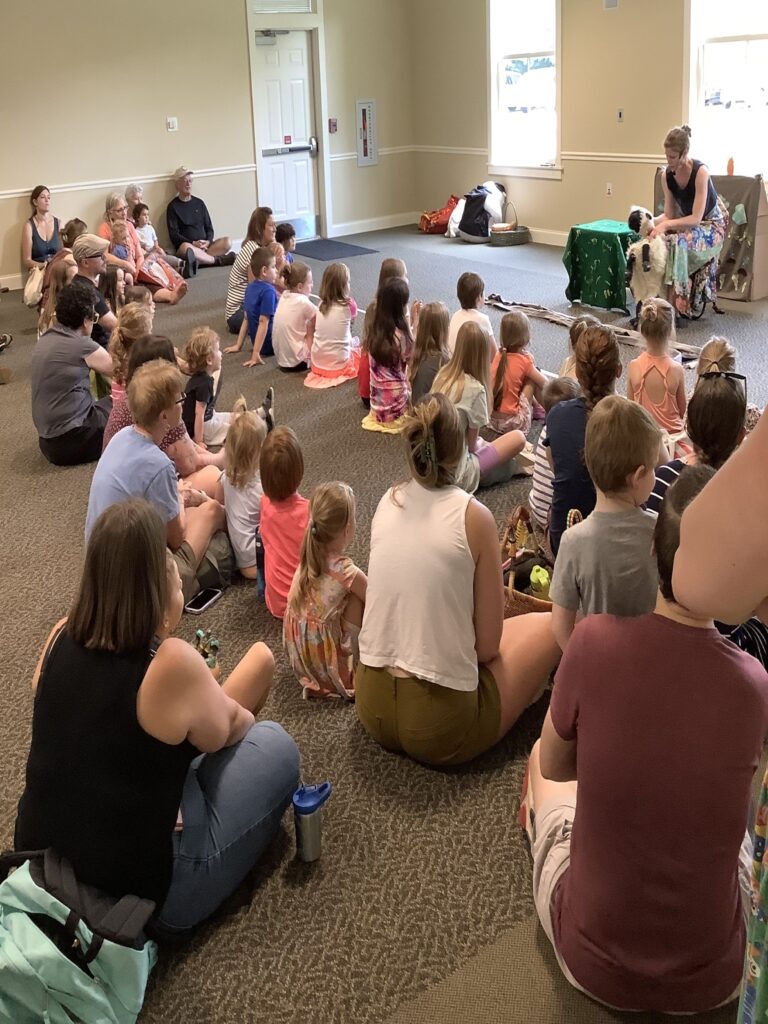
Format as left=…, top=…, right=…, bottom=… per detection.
left=650, top=124, right=727, bottom=318
left=355, top=393, right=560, bottom=766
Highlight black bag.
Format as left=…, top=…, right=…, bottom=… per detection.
left=458, top=186, right=492, bottom=240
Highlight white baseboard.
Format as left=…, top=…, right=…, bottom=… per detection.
left=529, top=228, right=568, bottom=247
left=328, top=211, right=422, bottom=238
left=1, top=273, right=23, bottom=293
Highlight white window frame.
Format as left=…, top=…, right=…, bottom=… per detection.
left=486, top=0, right=562, bottom=180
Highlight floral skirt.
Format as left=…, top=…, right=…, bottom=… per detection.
left=665, top=198, right=727, bottom=316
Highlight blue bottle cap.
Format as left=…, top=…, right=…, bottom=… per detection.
left=292, top=782, right=332, bottom=815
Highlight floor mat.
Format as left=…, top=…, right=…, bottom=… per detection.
left=295, top=239, right=378, bottom=261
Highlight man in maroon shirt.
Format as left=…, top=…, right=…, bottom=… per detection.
left=522, top=464, right=768, bottom=1013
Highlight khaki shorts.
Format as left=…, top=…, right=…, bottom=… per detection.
left=355, top=663, right=501, bottom=766
left=532, top=795, right=752, bottom=1011
left=173, top=541, right=198, bottom=604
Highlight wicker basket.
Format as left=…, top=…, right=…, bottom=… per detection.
left=490, top=199, right=531, bottom=246
left=504, top=582, right=553, bottom=618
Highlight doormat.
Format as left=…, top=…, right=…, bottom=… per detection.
left=294, top=239, right=377, bottom=261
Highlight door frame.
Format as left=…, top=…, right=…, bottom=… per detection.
left=245, top=2, right=333, bottom=237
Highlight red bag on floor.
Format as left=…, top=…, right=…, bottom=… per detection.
left=419, top=195, right=460, bottom=235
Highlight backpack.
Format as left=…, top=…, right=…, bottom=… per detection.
left=418, top=194, right=460, bottom=235
left=0, top=848, right=158, bottom=1024
left=457, top=182, right=508, bottom=242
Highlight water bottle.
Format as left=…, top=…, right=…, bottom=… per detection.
left=293, top=782, right=332, bottom=862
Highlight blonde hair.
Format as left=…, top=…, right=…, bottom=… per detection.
left=224, top=397, right=267, bottom=489
left=585, top=395, right=661, bottom=493
left=39, top=257, right=76, bottom=334
left=397, top=393, right=464, bottom=492
left=289, top=481, right=355, bottom=614
left=110, top=220, right=129, bottom=241
left=433, top=322, right=491, bottom=419
left=568, top=314, right=600, bottom=353
left=318, top=263, right=350, bottom=315
left=282, top=260, right=311, bottom=291
left=267, top=240, right=285, bottom=265
left=664, top=124, right=692, bottom=157
left=409, top=302, right=449, bottom=385
left=493, top=311, right=530, bottom=411
left=127, top=359, right=183, bottom=428
left=183, top=326, right=219, bottom=375
left=639, top=297, right=675, bottom=348
left=108, top=301, right=154, bottom=384
left=697, top=336, right=736, bottom=376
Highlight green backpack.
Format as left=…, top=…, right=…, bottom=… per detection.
left=0, top=848, right=158, bottom=1024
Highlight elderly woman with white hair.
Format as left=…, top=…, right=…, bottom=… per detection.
left=124, top=183, right=144, bottom=220
left=99, top=191, right=186, bottom=305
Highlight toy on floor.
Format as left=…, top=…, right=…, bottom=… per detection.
left=500, top=505, right=551, bottom=594
left=192, top=628, right=220, bottom=675
left=625, top=206, right=668, bottom=326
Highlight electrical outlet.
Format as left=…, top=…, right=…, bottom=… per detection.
left=166, top=116, right=178, bottom=132
left=617, top=108, right=624, bottom=123
left=606, top=182, right=613, bottom=197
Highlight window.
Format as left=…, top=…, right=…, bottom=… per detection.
left=488, top=0, right=560, bottom=175
left=691, top=0, right=768, bottom=175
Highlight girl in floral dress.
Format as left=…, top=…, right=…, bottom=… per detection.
left=283, top=482, right=367, bottom=699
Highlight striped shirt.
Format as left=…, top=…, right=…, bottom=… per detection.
left=225, top=240, right=258, bottom=319
left=529, top=427, right=554, bottom=529
left=645, top=458, right=685, bottom=515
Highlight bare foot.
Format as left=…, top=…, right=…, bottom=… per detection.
left=223, top=344, right=241, bottom=355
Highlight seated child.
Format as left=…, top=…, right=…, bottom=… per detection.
left=366, top=277, right=414, bottom=426
left=307, top=262, right=360, bottom=384
left=360, top=258, right=418, bottom=407
left=489, top=310, right=547, bottom=436
left=646, top=371, right=746, bottom=514
left=268, top=241, right=287, bottom=295
left=132, top=202, right=182, bottom=270
left=109, top=221, right=134, bottom=286
left=124, top=284, right=153, bottom=308
left=215, top=397, right=268, bottom=580
left=273, top=262, right=315, bottom=371
left=182, top=327, right=231, bottom=446
left=99, top=265, right=125, bottom=315
left=283, top=481, right=367, bottom=699
left=259, top=426, right=310, bottom=618
left=409, top=301, right=449, bottom=404
left=447, top=271, right=496, bottom=356
left=550, top=395, right=661, bottom=650
left=107, top=301, right=154, bottom=404
left=224, top=247, right=278, bottom=366
left=627, top=298, right=686, bottom=434
left=559, top=314, right=599, bottom=379
left=545, top=324, right=622, bottom=555
left=275, top=222, right=296, bottom=264
left=695, top=335, right=760, bottom=433
left=529, top=376, right=580, bottom=531
left=523, top=463, right=768, bottom=1014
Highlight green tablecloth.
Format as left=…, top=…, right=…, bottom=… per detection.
left=563, top=219, right=639, bottom=313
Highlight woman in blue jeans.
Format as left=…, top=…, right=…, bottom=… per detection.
left=15, top=497, right=299, bottom=933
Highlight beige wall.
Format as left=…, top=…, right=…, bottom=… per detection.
left=0, top=0, right=689, bottom=285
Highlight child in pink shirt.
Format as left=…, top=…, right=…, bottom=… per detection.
left=259, top=426, right=309, bottom=618
left=627, top=298, right=686, bottom=433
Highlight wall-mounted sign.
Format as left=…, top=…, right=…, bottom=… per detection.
left=356, top=99, right=377, bottom=167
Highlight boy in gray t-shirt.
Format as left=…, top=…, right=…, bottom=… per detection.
left=550, top=395, right=662, bottom=651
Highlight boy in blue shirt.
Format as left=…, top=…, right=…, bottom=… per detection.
left=224, top=247, right=277, bottom=366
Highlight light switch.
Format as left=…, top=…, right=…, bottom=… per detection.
left=166, top=117, right=179, bottom=132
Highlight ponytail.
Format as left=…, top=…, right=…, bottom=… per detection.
left=396, top=393, right=464, bottom=495
left=289, top=482, right=355, bottom=614
left=573, top=325, right=621, bottom=413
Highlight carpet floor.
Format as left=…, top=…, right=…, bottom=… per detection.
left=0, top=229, right=755, bottom=1023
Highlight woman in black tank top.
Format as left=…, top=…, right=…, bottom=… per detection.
left=15, top=498, right=299, bottom=930
left=648, top=124, right=727, bottom=318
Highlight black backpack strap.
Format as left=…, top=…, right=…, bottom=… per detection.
left=93, top=895, right=157, bottom=948
left=0, top=849, right=45, bottom=883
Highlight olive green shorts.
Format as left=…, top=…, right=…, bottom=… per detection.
left=355, top=663, right=501, bottom=766
left=173, top=541, right=198, bottom=604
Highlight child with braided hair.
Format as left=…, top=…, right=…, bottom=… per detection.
left=283, top=482, right=367, bottom=699
left=544, top=324, right=622, bottom=554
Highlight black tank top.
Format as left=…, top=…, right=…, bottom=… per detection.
left=665, top=160, right=718, bottom=219
left=15, top=630, right=197, bottom=906
left=29, top=216, right=61, bottom=262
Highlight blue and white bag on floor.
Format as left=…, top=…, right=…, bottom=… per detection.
left=0, top=849, right=158, bottom=1024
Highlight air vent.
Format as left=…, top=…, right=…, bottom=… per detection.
left=251, top=0, right=313, bottom=12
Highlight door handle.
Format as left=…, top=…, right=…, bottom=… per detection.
left=309, top=135, right=319, bottom=157
left=262, top=143, right=316, bottom=157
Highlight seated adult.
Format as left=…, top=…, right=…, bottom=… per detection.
left=524, top=464, right=768, bottom=1014
left=650, top=124, right=726, bottom=318
left=166, top=166, right=234, bottom=274
left=103, top=333, right=224, bottom=494
left=225, top=207, right=275, bottom=333
left=71, top=233, right=117, bottom=348
left=355, top=394, right=560, bottom=766
left=31, top=280, right=113, bottom=466
left=15, top=497, right=300, bottom=932
left=85, top=359, right=226, bottom=602
left=99, top=191, right=186, bottom=306
left=124, top=182, right=144, bottom=221
left=40, top=218, right=87, bottom=309
left=21, top=185, right=61, bottom=272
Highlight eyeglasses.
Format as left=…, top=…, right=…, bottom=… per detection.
left=86, top=310, right=100, bottom=324
left=175, top=395, right=186, bottom=405
left=700, top=370, right=747, bottom=401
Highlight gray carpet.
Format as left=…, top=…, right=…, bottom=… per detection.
left=0, top=230, right=751, bottom=1023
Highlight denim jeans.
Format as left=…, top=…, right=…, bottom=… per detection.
left=156, top=721, right=300, bottom=932
left=226, top=307, right=244, bottom=334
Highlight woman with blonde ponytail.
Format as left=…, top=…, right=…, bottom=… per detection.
left=284, top=482, right=366, bottom=698
left=355, top=394, right=560, bottom=766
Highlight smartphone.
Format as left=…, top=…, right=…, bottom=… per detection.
left=184, top=587, right=223, bottom=615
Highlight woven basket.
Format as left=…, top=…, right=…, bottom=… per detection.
left=490, top=199, right=531, bottom=246
left=504, top=581, right=553, bottom=619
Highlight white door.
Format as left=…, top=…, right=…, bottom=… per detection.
left=251, top=30, right=320, bottom=239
